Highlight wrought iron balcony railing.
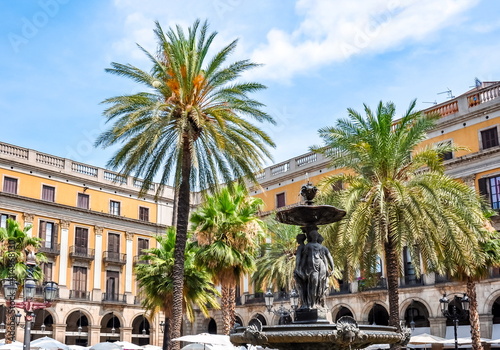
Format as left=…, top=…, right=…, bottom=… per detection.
left=39, top=243, right=61, bottom=256
left=69, top=246, right=95, bottom=260
left=69, top=290, right=91, bottom=300
left=102, top=293, right=127, bottom=303
left=103, top=251, right=127, bottom=265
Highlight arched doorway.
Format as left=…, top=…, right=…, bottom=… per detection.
left=65, top=310, right=89, bottom=346
left=368, top=303, right=389, bottom=326
left=100, top=312, right=121, bottom=343
left=335, top=306, right=354, bottom=322
left=444, top=295, right=471, bottom=339
left=32, top=309, right=54, bottom=341
left=404, top=301, right=430, bottom=332
left=492, top=296, right=500, bottom=338
left=131, top=315, right=150, bottom=345
left=207, top=318, right=217, bottom=334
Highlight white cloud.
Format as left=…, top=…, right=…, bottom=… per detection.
left=251, top=0, right=479, bottom=81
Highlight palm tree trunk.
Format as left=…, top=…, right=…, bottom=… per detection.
left=385, top=237, right=401, bottom=350
left=221, top=284, right=235, bottom=335
left=170, top=139, right=192, bottom=350
left=5, top=307, right=15, bottom=343
left=467, top=277, right=483, bottom=350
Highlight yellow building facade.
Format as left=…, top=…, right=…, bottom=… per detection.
left=1, top=81, right=500, bottom=344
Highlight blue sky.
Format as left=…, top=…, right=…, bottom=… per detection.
left=1, top=0, right=500, bottom=171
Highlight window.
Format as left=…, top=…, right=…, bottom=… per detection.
left=479, top=175, right=500, bottom=210
left=276, top=192, right=286, bottom=208
left=75, top=227, right=89, bottom=254
left=42, top=185, right=55, bottom=202
left=106, top=271, right=119, bottom=300
left=108, top=233, right=120, bottom=260
left=438, top=140, right=453, bottom=161
left=138, top=238, right=149, bottom=255
left=139, top=207, right=149, bottom=221
left=3, top=177, right=18, bottom=194
left=39, top=220, right=57, bottom=249
left=1, top=213, right=16, bottom=228
left=481, top=127, right=499, bottom=149
left=77, top=193, right=89, bottom=209
left=110, top=201, right=120, bottom=215
left=73, top=266, right=88, bottom=298
left=42, top=262, right=53, bottom=282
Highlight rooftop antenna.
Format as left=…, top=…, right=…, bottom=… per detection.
left=422, top=100, right=437, bottom=105
left=438, top=88, right=455, bottom=99
left=470, top=77, right=482, bottom=89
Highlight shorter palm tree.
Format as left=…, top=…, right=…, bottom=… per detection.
left=190, top=184, right=265, bottom=334
left=135, top=228, right=219, bottom=349
left=0, top=218, right=45, bottom=343
left=253, top=218, right=302, bottom=292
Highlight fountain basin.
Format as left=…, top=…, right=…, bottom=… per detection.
left=230, top=320, right=409, bottom=350
left=276, top=205, right=346, bottom=226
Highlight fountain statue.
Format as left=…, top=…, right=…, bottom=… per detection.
left=230, top=182, right=411, bottom=350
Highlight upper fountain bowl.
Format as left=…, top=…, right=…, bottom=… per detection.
left=276, top=205, right=346, bottom=226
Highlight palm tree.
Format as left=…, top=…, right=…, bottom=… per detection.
left=135, top=228, right=219, bottom=350
left=95, top=19, right=275, bottom=348
left=253, top=218, right=302, bottom=292
left=312, top=100, right=489, bottom=343
left=0, top=218, right=45, bottom=343
left=190, top=184, right=265, bottom=335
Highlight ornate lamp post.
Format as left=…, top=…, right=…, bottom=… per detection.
left=264, top=289, right=299, bottom=325
left=439, top=293, right=470, bottom=350
left=2, top=250, right=59, bottom=350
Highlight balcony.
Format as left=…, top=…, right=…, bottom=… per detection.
left=69, top=246, right=95, bottom=261
left=103, top=251, right=127, bottom=265
left=329, top=282, right=351, bottom=295
left=69, top=290, right=91, bottom=300
left=39, top=243, right=60, bottom=257
left=359, top=277, right=387, bottom=292
left=134, top=296, right=142, bottom=305
left=244, top=292, right=265, bottom=304
left=102, top=293, right=127, bottom=304
left=35, top=285, right=60, bottom=299
left=401, top=274, right=424, bottom=288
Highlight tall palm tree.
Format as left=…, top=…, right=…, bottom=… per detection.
left=0, top=218, right=45, bottom=343
left=135, top=228, right=219, bottom=350
left=313, top=101, right=489, bottom=345
left=253, top=218, right=303, bottom=292
left=190, top=184, right=265, bottom=335
left=95, top=20, right=275, bottom=348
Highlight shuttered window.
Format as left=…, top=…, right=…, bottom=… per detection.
left=75, top=227, right=88, bottom=254
left=3, top=177, right=18, bottom=194
left=139, top=207, right=149, bottom=221
left=276, top=193, right=286, bottom=208
left=42, top=185, right=55, bottom=202
left=481, top=127, right=499, bottom=149
left=77, top=193, right=89, bottom=209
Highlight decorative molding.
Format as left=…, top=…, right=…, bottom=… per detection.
left=94, top=226, right=103, bottom=235
left=126, top=232, right=134, bottom=240
left=23, top=212, right=35, bottom=223
left=60, top=219, right=71, bottom=229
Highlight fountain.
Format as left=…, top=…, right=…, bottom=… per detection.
left=230, top=183, right=411, bottom=350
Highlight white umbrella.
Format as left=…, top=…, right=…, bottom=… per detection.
left=409, top=333, right=446, bottom=344
left=181, top=345, right=215, bottom=350
left=31, top=336, right=70, bottom=350
left=173, top=334, right=231, bottom=347
left=440, top=337, right=490, bottom=346
left=0, top=340, right=23, bottom=349
left=114, top=342, right=143, bottom=350
left=142, top=346, right=161, bottom=350
left=89, top=343, right=121, bottom=350
left=68, top=346, right=89, bottom=350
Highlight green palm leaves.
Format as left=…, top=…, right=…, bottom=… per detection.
left=95, top=19, right=275, bottom=194
left=190, top=184, right=265, bottom=334
left=314, top=101, right=490, bottom=329
left=135, top=228, right=219, bottom=323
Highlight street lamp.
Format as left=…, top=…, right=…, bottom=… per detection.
left=439, top=293, right=470, bottom=350
left=2, top=250, right=59, bottom=350
left=264, top=289, right=299, bottom=325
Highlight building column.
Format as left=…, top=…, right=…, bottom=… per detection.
left=93, top=227, right=103, bottom=301
left=23, top=213, right=34, bottom=237
left=89, top=324, right=102, bottom=346
left=429, top=316, right=447, bottom=337
left=121, top=326, right=133, bottom=342
left=125, top=232, right=134, bottom=299
left=58, top=220, right=70, bottom=287
left=480, top=314, right=493, bottom=338
left=53, top=323, right=67, bottom=343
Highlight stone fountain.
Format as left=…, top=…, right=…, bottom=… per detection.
left=230, top=183, right=410, bottom=350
